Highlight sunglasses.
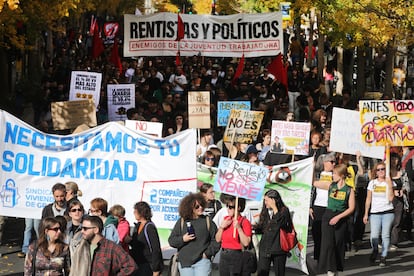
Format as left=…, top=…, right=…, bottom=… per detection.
left=376, top=168, right=386, bottom=171
left=48, top=227, right=61, bottom=232
left=205, top=157, right=215, bottom=161
left=194, top=204, right=203, bottom=210
left=70, top=208, right=83, bottom=213
left=227, top=205, right=235, bottom=210
left=81, top=226, right=97, bottom=231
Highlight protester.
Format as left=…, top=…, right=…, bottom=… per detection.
left=130, top=201, right=164, bottom=276
left=390, top=152, right=405, bottom=251
left=66, top=200, right=84, bottom=243
left=109, top=204, right=131, bottom=252
left=24, top=217, right=70, bottom=275
left=255, top=189, right=292, bottom=276
left=41, top=183, right=68, bottom=219
left=363, top=162, right=395, bottom=267
left=89, top=198, right=119, bottom=243
left=81, top=215, right=138, bottom=275
left=65, top=181, right=82, bottom=206
left=215, top=196, right=252, bottom=276
left=168, top=193, right=220, bottom=276
left=319, top=164, right=355, bottom=276
left=200, top=183, right=222, bottom=218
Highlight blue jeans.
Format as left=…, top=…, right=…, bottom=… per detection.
left=370, top=213, right=394, bottom=257
left=22, top=218, right=40, bottom=253
left=178, top=258, right=211, bottom=276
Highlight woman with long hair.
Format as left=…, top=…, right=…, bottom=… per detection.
left=318, top=164, right=355, bottom=276
left=168, top=193, right=220, bottom=276
left=363, top=162, right=395, bottom=267
left=130, top=201, right=163, bottom=276
left=199, top=183, right=222, bottom=219
left=24, top=217, right=70, bottom=275
left=255, top=189, right=292, bottom=276
left=65, top=181, right=82, bottom=206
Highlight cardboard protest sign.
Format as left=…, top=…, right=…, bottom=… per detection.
left=330, top=107, right=384, bottom=159
left=124, top=12, right=283, bottom=57
left=214, top=157, right=267, bottom=201
left=125, top=120, right=163, bottom=137
left=0, top=110, right=197, bottom=231
left=223, top=110, right=264, bottom=144
left=188, top=91, right=210, bottom=129
left=69, top=71, right=102, bottom=108
left=270, top=120, right=310, bottom=155
left=360, top=100, right=414, bottom=146
left=217, top=101, right=250, bottom=127
left=51, top=100, right=97, bottom=130
left=107, top=84, right=135, bottom=121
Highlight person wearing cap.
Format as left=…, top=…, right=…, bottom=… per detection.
left=310, top=153, right=336, bottom=261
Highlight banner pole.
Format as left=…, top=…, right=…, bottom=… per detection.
left=228, top=131, right=236, bottom=158
left=385, top=143, right=391, bottom=202
left=233, top=196, right=239, bottom=238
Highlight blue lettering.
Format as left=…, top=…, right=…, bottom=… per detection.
left=60, top=136, right=74, bottom=151
left=4, top=123, right=18, bottom=143
left=17, top=127, right=31, bottom=146
left=45, top=135, right=59, bottom=151
left=47, top=157, right=61, bottom=176
left=60, top=159, right=75, bottom=178
left=96, top=159, right=109, bottom=179
left=137, top=137, right=150, bottom=154
left=106, top=132, right=122, bottom=152
left=2, top=150, right=13, bottom=171
left=28, top=155, right=40, bottom=176
left=123, top=134, right=135, bottom=153
left=32, top=132, right=44, bottom=149
left=91, top=134, right=104, bottom=151
left=124, top=161, right=137, bottom=181
left=168, top=140, right=180, bottom=156
left=76, top=158, right=88, bottom=178
left=109, top=160, right=123, bottom=180
left=15, top=153, right=28, bottom=173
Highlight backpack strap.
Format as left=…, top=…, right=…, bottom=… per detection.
left=206, top=215, right=210, bottom=231
left=144, top=221, right=155, bottom=253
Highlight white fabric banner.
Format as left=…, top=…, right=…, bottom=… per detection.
left=124, top=12, right=283, bottom=57
left=0, top=110, right=196, bottom=228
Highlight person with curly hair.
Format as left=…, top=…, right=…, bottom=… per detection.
left=24, top=217, right=70, bottom=275
left=168, top=193, right=220, bottom=276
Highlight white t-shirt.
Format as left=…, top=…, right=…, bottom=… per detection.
left=313, top=171, right=332, bottom=207
left=367, top=178, right=395, bottom=213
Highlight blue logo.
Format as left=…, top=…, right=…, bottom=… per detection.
left=150, top=189, right=157, bottom=203
left=0, top=179, right=20, bottom=208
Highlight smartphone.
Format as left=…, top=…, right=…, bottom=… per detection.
left=186, top=221, right=195, bottom=236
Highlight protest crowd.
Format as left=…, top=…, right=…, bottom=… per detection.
left=1, top=18, right=414, bottom=276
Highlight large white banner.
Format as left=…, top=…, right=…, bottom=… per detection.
left=0, top=110, right=197, bottom=229
left=69, top=71, right=102, bottom=108
left=124, top=12, right=283, bottom=57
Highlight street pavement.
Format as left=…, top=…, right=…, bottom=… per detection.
left=1, top=217, right=414, bottom=275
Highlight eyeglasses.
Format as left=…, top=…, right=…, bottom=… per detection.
left=376, top=168, right=386, bottom=171
left=194, top=205, right=203, bottom=210
left=70, top=208, right=83, bottom=213
left=48, top=227, right=61, bottom=232
left=227, top=205, right=235, bottom=210
left=81, top=226, right=97, bottom=231
left=205, top=157, right=215, bottom=161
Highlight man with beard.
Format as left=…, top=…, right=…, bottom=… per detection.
left=41, top=183, right=68, bottom=219
left=80, top=215, right=137, bottom=275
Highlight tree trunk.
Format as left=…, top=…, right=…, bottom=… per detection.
left=336, top=46, right=344, bottom=96
left=384, top=44, right=396, bottom=98
left=356, top=47, right=366, bottom=99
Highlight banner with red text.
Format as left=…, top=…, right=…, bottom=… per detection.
left=360, top=100, right=414, bottom=146
left=124, top=12, right=283, bottom=57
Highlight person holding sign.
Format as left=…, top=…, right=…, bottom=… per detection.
left=255, top=189, right=292, bottom=276
left=215, top=196, right=252, bottom=276
left=363, top=162, right=395, bottom=267
left=318, top=164, right=355, bottom=276
left=168, top=193, right=220, bottom=276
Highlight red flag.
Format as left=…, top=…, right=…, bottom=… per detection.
left=175, top=51, right=181, bottom=66
left=232, top=54, right=245, bottom=86
left=110, top=39, right=122, bottom=73
left=91, top=25, right=104, bottom=59
left=176, top=14, right=184, bottom=41
left=267, top=54, right=288, bottom=90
